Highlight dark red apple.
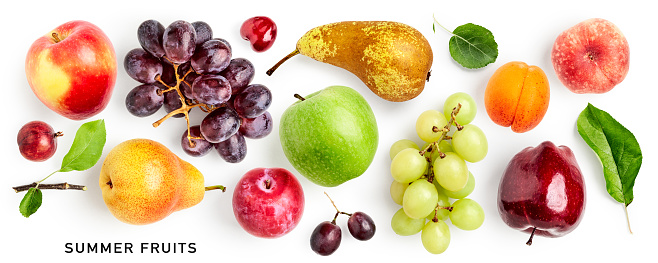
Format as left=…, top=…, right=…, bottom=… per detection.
left=497, top=141, right=586, bottom=245
left=232, top=167, right=304, bottom=238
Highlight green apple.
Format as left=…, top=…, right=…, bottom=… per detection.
left=279, top=85, right=378, bottom=187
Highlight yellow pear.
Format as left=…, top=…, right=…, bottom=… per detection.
left=267, top=21, right=433, bottom=102
left=99, top=138, right=213, bottom=225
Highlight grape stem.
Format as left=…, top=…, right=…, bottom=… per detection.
left=151, top=58, right=216, bottom=148
left=13, top=182, right=86, bottom=193
left=324, top=192, right=352, bottom=224
left=419, top=103, right=462, bottom=184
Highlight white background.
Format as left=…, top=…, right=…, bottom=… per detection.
left=2, top=0, right=655, bottom=262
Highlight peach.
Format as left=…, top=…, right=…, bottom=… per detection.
left=484, top=61, right=550, bottom=133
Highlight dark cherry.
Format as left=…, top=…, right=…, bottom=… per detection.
left=240, top=16, right=277, bottom=52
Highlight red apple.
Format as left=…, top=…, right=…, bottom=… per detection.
left=551, top=18, right=629, bottom=94
left=233, top=167, right=305, bottom=238
left=25, top=20, right=117, bottom=120
left=497, top=141, right=586, bottom=245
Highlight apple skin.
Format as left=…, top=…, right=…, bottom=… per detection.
left=497, top=141, right=586, bottom=244
left=25, top=20, right=117, bottom=120
left=551, top=18, right=629, bottom=94
left=232, top=168, right=305, bottom=238
left=279, top=85, right=379, bottom=187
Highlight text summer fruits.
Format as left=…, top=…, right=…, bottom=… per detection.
left=389, top=92, right=487, bottom=254
left=123, top=19, right=272, bottom=163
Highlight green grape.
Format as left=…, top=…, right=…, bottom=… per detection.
left=433, top=152, right=469, bottom=192
left=443, top=92, right=477, bottom=125
left=402, top=179, right=438, bottom=219
left=452, top=124, right=488, bottom=163
left=438, top=140, right=453, bottom=153
left=389, top=139, right=419, bottom=160
left=391, top=148, right=427, bottom=184
left=391, top=208, right=426, bottom=236
left=421, top=219, right=451, bottom=254
left=449, top=198, right=485, bottom=231
left=390, top=180, right=409, bottom=205
left=426, top=187, right=450, bottom=221
left=415, top=110, right=448, bottom=142
left=443, top=171, right=475, bottom=199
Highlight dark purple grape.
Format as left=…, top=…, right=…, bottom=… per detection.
left=181, top=125, right=213, bottom=157
left=17, top=121, right=61, bottom=162
left=190, top=39, right=232, bottom=74
left=214, top=132, right=246, bottom=163
left=163, top=90, right=185, bottom=118
left=191, top=21, right=213, bottom=46
left=220, top=58, right=255, bottom=95
left=347, top=212, right=376, bottom=241
left=124, top=48, right=163, bottom=84
left=240, top=111, right=273, bottom=139
left=233, top=84, right=272, bottom=118
left=158, top=62, right=177, bottom=88
left=162, top=20, right=196, bottom=64
left=200, top=107, right=241, bottom=143
left=125, top=84, right=164, bottom=117
left=137, top=19, right=166, bottom=58
left=192, top=74, right=231, bottom=106
left=310, top=221, right=342, bottom=256
left=214, top=38, right=232, bottom=53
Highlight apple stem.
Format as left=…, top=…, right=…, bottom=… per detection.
left=204, top=185, right=226, bottom=192
left=51, top=32, right=62, bottom=43
left=623, top=204, right=633, bottom=234
left=266, top=49, right=300, bottom=76
left=294, top=94, right=306, bottom=101
left=12, top=182, right=86, bottom=193
left=526, top=227, right=537, bottom=246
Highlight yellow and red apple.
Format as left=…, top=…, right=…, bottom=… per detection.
left=25, top=20, right=117, bottom=120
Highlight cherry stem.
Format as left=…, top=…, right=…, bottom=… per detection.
left=13, top=182, right=86, bottom=193
left=526, top=227, right=537, bottom=246
left=204, top=185, right=226, bottom=192
left=266, top=49, right=300, bottom=76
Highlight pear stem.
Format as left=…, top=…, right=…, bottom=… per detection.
left=266, top=49, right=300, bottom=76
left=526, top=227, right=537, bottom=246
left=13, top=182, right=86, bottom=193
left=204, top=185, right=226, bottom=192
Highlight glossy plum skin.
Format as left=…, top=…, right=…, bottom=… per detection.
left=497, top=141, right=586, bottom=242
left=240, top=16, right=277, bottom=52
left=232, top=168, right=305, bottom=238
left=17, top=121, right=60, bottom=162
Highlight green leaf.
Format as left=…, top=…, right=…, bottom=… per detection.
left=448, top=23, right=498, bottom=69
left=577, top=103, right=642, bottom=206
left=60, top=119, right=107, bottom=173
left=19, top=188, right=42, bottom=218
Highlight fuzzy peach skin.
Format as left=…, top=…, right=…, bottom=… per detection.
left=25, top=20, right=117, bottom=120
left=485, top=61, right=550, bottom=133
left=551, top=18, right=629, bottom=94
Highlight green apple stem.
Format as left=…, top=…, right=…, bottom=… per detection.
left=12, top=182, right=86, bottom=193
left=204, top=185, right=226, bottom=192
left=294, top=94, right=306, bottom=101
left=526, top=227, right=537, bottom=246
left=266, top=49, right=301, bottom=76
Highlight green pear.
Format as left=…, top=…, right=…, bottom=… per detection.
left=279, top=86, right=378, bottom=187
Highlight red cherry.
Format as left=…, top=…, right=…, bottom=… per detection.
left=240, top=16, right=277, bottom=52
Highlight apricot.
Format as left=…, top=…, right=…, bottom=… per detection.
left=484, top=61, right=549, bottom=133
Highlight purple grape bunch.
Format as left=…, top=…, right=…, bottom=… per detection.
left=124, top=19, right=272, bottom=163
